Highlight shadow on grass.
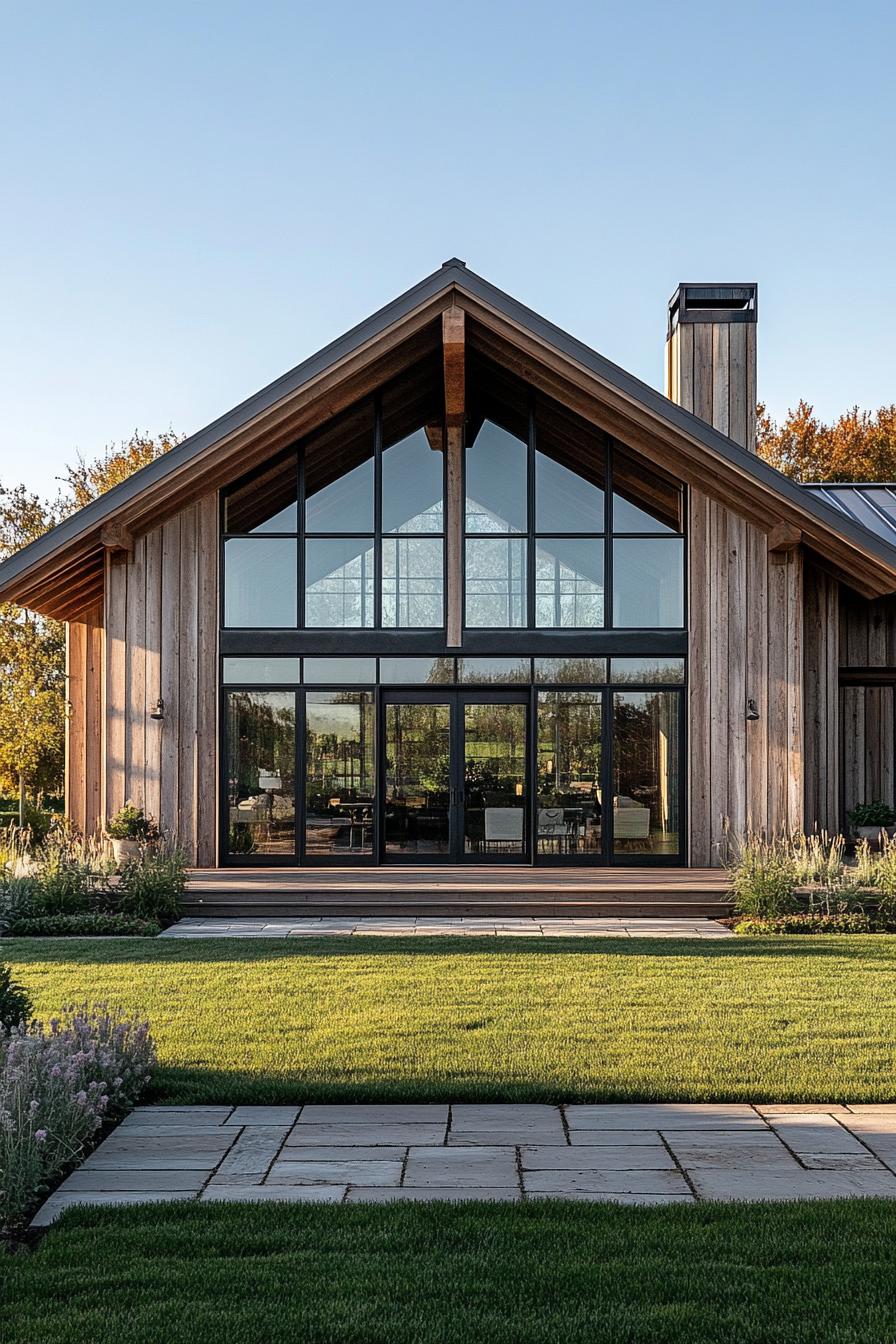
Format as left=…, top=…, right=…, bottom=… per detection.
left=6, top=934, right=894, bottom=968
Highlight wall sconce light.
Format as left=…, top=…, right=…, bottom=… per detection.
left=150, top=698, right=165, bottom=721
left=746, top=698, right=760, bottom=722
left=514, top=782, right=524, bottom=797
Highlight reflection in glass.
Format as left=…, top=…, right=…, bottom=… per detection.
left=223, top=657, right=300, bottom=684
left=305, top=457, right=374, bottom=533
left=457, top=658, right=531, bottom=684
left=305, top=692, right=375, bottom=856
left=384, top=701, right=451, bottom=856
left=534, top=657, right=607, bottom=685
left=535, top=538, right=604, bottom=628
left=226, top=691, right=296, bottom=857
left=612, top=691, right=680, bottom=856
left=303, top=658, right=376, bottom=683
left=224, top=457, right=298, bottom=534
left=537, top=692, right=602, bottom=856
left=611, top=658, right=685, bottom=685
left=612, top=538, right=685, bottom=628
left=611, top=453, right=681, bottom=533
left=535, top=451, right=604, bottom=532
left=305, top=537, right=375, bottom=627
left=463, top=702, right=527, bottom=856
left=379, top=657, right=456, bottom=685
left=224, top=538, right=297, bottom=628
left=465, top=421, right=527, bottom=533
left=382, top=537, right=444, bottom=627
left=465, top=538, right=526, bottom=627
left=382, top=429, right=444, bottom=533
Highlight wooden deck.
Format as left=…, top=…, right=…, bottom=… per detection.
left=184, top=867, right=732, bottom=919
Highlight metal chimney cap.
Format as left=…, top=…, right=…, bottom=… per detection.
left=668, top=283, right=757, bottom=334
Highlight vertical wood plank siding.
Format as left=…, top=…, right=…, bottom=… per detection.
left=100, top=493, right=218, bottom=863
left=64, top=601, right=103, bottom=836
left=688, top=493, right=804, bottom=864
left=802, top=562, right=840, bottom=833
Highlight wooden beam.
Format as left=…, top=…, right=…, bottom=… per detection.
left=443, top=308, right=465, bottom=428
left=443, top=307, right=465, bottom=648
left=768, top=522, right=802, bottom=554
left=424, top=423, right=444, bottom=453
left=100, top=522, right=134, bottom=556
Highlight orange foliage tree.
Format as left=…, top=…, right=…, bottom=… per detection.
left=757, top=402, right=896, bottom=482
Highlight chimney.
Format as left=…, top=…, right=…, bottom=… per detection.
left=665, top=284, right=757, bottom=450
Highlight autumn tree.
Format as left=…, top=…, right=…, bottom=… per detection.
left=757, top=402, right=896, bottom=482
left=0, top=486, right=64, bottom=815
left=56, top=429, right=182, bottom=514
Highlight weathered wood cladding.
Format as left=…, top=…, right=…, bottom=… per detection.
left=103, top=493, right=218, bottom=864
left=802, top=562, right=840, bottom=833
left=688, top=491, right=803, bottom=864
left=835, top=586, right=896, bottom=827
left=64, top=602, right=104, bottom=837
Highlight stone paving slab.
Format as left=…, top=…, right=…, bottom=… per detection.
left=161, top=917, right=732, bottom=940
left=30, top=1102, right=896, bottom=1224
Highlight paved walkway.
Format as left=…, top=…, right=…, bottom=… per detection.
left=160, top=917, right=732, bottom=938
left=32, top=1103, right=896, bottom=1225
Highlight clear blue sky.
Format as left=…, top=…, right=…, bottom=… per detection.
left=2, top=1, right=894, bottom=497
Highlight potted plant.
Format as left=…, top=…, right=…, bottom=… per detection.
left=106, top=803, right=160, bottom=866
left=847, top=800, right=896, bottom=846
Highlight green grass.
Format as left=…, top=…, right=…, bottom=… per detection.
left=6, top=935, right=896, bottom=1102
left=5, top=1199, right=896, bottom=1343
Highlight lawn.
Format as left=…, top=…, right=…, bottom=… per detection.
left=5, top=1198, right=896, bottom=1343
left=6, top=934, right=896, bottom=1102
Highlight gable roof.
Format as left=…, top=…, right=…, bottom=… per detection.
left=4, top=258, right=896, bottom=616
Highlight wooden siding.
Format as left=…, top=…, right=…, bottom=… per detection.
left=688, top=491, right=803, bottom=864
left=102, top=493, right=218, bottom=864
left=803, top=562, right=840, bottom=833
left=64, top=601, right=104, bottom=837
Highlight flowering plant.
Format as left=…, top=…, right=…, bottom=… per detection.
left=0, top=1003, right=155, bottom=1231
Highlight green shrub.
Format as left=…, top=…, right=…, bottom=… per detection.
left=115, top=848, right=186, bottom=924
left=734, top=912, right=881, bottom=936
left=8, top=913, right=160, bottom=938
left=847, top=800, right=896, bottom=829
left=107, top=803, right=160, bottom=842
left=726, top=832, right=799, bottom=917
left=0, top=963, right=32, bottom=1028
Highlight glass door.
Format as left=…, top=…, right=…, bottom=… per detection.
left=382, top=694, right=453, bottom=860
left=381, top=691, right=529, bottom=862
left=460, top=695, right=528, bottom=862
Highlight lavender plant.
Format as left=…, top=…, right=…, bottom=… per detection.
left=0, top=1003, right=155, bottom=1231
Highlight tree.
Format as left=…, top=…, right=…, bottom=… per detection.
left=757, top=402, right=896, bottom=482
left=56, top=430, right=182, bottom=514
left=0, top=486, right=64, bottom=813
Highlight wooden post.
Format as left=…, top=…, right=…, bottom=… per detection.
left=443, top=307, right=465, bottom=648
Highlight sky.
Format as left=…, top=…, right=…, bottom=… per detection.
left=1, top=0, right=894, bottom=498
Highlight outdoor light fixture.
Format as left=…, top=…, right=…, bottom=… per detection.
left=746, top=698, right=760, bottom=721
left=150, top=697, right=165, bottom=721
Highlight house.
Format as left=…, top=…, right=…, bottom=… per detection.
left=2, top=260, right=895, bottom=872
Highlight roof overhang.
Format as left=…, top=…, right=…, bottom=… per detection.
left=4, top=259, right=896, bottom=617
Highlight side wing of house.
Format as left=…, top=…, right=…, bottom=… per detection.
left=65, top=494, right=218, bottom=864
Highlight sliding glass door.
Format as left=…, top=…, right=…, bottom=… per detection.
left=223, top=679, right=684, bottom=866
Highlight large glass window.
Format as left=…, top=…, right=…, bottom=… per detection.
left=226, top=691, right=296, bottom=857
left=305, top=536, right=375, bottom=628
left=535, top=537, right=604, bottom=628
left=612, top=538, right=685, bottom=628
left=612, top=690, right=680, bottom=857
left=305, top=691, right=375, bottom=857
left=224, top=537, right=297, bottom=628
left=466, top=536, right=527, bottom=628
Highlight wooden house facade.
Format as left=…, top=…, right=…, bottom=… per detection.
left=3, top=262, right=896, bottom=869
